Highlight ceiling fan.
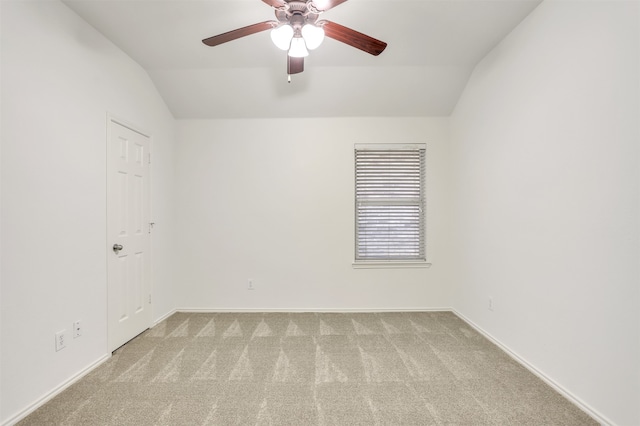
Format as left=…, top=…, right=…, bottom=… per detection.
left=202, top=0, right=387, bottom=79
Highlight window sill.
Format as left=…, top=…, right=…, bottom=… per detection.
left=352, top=261, right=432, bottom=269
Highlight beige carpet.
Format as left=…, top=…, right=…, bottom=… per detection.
left=20, top=312, right=596, bottom=425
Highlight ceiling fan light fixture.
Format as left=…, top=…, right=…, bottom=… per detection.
left=301, top=24, right=325, bottom=50
left=288, top=36, right=309, bottom=58
left=271, top=24, right=294, bottom=50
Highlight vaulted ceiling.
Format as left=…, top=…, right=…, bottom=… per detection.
left=62, top=0, right=542, bottom=119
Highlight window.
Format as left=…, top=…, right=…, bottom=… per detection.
left=354, top=145, right=426, bottom=265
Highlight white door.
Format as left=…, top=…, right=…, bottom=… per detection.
left=107, top=119, right=152, bottom=352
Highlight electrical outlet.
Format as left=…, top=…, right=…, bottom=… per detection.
left=55, top=330, right=67, bottom=351
left=73, top=320, right=82, bottom=338
left=488, top=297, right=494, bottom=311
left=248, top=279, right=254, bottom=290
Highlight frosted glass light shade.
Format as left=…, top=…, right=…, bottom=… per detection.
left=288, top=37, right=309, bottom=57
left=271, top=25, right=294, bottom=50
left=301, top=24, right=325, bottom=50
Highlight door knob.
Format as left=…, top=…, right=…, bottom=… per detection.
left=113, top=244, right=123, bottom=253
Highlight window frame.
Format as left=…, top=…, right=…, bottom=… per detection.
left=353, top=143, right=431, bottom=269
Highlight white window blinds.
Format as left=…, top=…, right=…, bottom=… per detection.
left=355, top=146, right=426, bottom=261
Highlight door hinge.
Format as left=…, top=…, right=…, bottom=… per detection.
left=148, top=153, right=151, bottom=164
left=148, top=222, right=155, bottom=234
left=149, top=294, right=152, bottom=304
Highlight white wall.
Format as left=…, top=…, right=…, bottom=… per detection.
left=175, top=118, right=451, bottom=311
left=0, top=1, right=176, bottom=423
left=450, top=1, right=639, bottom=424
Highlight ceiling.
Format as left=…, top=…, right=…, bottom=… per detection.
left=62, top=0, right=542, bottom=119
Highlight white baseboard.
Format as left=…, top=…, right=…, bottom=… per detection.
left=451, top=309, right=610, bottom=426
left=2, top=354, right=111, bottom=426
left=153, top=308, right=177, bottom=326
left=175, top=307, right=452, bottom=313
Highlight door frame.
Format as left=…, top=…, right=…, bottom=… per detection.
left=106, top=114, right=153, bottom=352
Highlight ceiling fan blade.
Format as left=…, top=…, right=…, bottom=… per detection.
left=320, top=20, right=387, bottom=56
left=312, top=0, right=348, bottom=12
left=262, top=0, right=287, bottom=8
left=202, top=21, right=276, bottom=47
left=288, top=56, right=304, bottom=74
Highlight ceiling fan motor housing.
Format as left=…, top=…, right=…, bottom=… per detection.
left=275, top=1, right=320, bottom=29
